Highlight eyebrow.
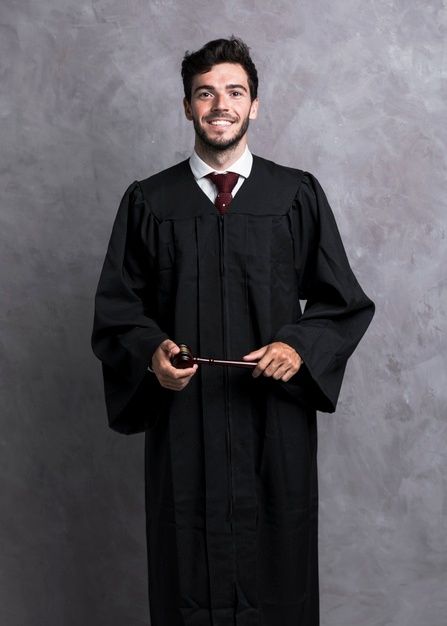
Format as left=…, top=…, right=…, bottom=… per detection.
left=193, top=83, right=248, bottom=94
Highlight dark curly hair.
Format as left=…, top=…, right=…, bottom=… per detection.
left=181, top=36, right=258, bottom=102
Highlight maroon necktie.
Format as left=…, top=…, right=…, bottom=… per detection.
left=206, top=172, right=239, bottom=215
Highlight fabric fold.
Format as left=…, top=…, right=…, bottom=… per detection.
left=91, top=181, right=169, bottom=434
left=274, top=172, right=375, bottom=412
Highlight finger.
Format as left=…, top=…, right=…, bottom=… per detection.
left=159, top=376, right=187, bottom=390
left=281, top=362, right=302, bottom=382
left=168, top=363, right=198, bottom=379
left=261, top=348, right=298, bottom=377
left=161, top=340, right=179, bottom=358
left=162, top=370, right=196, bottom=390
left=172, top=366, right=196, bottom=378
left=281, top=370, right=295, bottom=382
left=156, top=347, right=179, bottom=369
left=272, top=364, right=291, bottom=380
left=162, top=363, right=198, bottom=382
left=242, top=345, right=268, bottom=360
left=171, top=380, right=189, bottom=391
left=252, top=354, right=275, bottom=378
left=263, top=360, right=286, bottom=378
left=163, top=382, right=185, bottom=391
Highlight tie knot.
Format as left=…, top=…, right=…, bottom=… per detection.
left=206, top=171, right=239, bottom=194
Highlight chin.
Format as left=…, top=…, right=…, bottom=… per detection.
left=204, top=128, right=238, bottom=142
left=208, top=135, right=239, bottom=147
left=193, top=117, right=250, bottom=153
left=205, top=138, right=242, bottom=152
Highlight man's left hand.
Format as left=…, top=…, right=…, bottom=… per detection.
left=242, top=341, right=303, bottom=382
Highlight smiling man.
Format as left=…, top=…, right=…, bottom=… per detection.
left=184, top=62, right=258, bottom=154
left=91, top=37, right=375, bottom=626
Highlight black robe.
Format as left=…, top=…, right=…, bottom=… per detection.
left=91, top=154, right=375, bottom=626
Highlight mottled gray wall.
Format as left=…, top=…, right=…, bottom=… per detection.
left=1, top=1, right=446, bottom=625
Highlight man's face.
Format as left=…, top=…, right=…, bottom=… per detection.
left=183, top=62, right=259, bottom=152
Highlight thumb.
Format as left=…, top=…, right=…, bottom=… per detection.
left=161, top=339, right=179, bottom=357
left=242, top=345, right=268, bottom=360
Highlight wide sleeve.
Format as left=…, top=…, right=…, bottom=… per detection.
left=91, top=181, right=170, bottom=434
left=273, top=172, right=375, bottom=413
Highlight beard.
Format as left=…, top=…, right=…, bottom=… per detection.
left=193, top=115, right=251, bottom=152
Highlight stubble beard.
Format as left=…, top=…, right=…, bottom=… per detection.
left=194, top=115, right=250, bottom=153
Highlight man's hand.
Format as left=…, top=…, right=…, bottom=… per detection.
left=151, top=339, right=198, bottom=391
left=242, top=341, right=303, bottom=382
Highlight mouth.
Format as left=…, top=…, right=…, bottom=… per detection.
left=207, top=118, right=235, bottom=128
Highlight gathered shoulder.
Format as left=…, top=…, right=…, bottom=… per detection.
left=138, top=159, right=189, bottom=192
left=252, top=154, right=304, bottom=187
left=251, top=154, right=324, bottom=201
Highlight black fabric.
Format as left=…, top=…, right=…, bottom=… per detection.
left=91, top=154, right=375, bottom=625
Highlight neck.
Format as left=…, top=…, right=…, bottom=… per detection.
left=194, top=138, right=247, bottom=171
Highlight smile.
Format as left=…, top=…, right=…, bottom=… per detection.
left=208, top=120, right=233, bottom=127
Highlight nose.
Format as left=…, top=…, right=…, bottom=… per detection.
left=211, top=92, right=229, bottom=111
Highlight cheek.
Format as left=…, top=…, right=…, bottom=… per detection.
left=187, top=102, right=203, bottom=119
left=197, top=106, right=209, bottom=121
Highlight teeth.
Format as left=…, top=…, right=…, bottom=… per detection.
left=209, top=120, right=232, bottom=126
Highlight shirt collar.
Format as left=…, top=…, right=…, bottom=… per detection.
left=189, top=145, right=253, bottom=180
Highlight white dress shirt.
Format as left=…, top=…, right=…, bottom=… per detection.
left=189, top=145, right=253, bottom=202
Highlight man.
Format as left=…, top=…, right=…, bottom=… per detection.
left=91, top=37, right=375, bottom=626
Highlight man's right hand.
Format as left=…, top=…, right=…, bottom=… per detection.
left=151, top=339, right=198, bottom=391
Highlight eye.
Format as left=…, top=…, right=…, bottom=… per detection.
left=198, top=91, right=212, bottom=98
left=231, top=91, right=242, bottom=97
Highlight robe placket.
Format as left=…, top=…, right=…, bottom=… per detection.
left=195, top=213, right=238, bottom=625
left=225, top=215, right=262, bottom=625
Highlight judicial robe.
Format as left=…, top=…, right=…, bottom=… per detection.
left=91, top=154, right=375, bottom=626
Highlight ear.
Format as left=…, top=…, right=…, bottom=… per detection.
left=183, top=97, right=193, bottom=121
left=249, top=97, right=259, bottom=120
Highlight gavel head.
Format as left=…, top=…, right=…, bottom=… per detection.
left=171, top=344, right=194, bottom=369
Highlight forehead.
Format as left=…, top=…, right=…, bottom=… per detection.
left=192, top=62, right=250, bottom=89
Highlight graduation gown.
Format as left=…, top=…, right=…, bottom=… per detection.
left=91, top=154, right=375, bottom=626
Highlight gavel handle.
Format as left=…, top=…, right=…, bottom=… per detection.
left=194, top=357, right=257, bottom=368
left=170, top=344, right=258, bottom=370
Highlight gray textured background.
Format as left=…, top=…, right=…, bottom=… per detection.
left=1, top=1, right=446, bottom=625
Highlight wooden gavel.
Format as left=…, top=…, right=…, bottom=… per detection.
left=171, top=344, right=257, bottom=369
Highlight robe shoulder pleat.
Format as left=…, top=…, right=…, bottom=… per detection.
left=274, top=171, right=375, bottom=412
left=91, top=180, right=170, bottom=434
